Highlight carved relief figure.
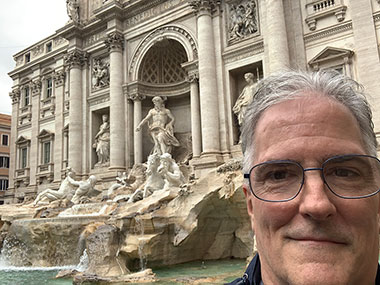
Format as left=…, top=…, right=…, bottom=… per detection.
left=229, top=0, right=258, bottom=40
left=92, top=58, right=110, bottom=89
left=93, top=114, right=110, bottom=167
left=33, top=168, right=76, bottom=206
left=136, top=96, right=180, bottom=155
left=69, top=175, right=97, bottom=204
left=66, top=0, right=80, bottom=23
left=233, top=73, right=257, bottom=126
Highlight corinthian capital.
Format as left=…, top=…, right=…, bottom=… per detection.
left=188, top=0, right=221, bottom=14
left=64, top=50, right=88, bottom=69
left=104, top=32, right=124, bottom=51
left=128, top=93, right=146, bottom=101
left=9, top=89, right=20, bottom=104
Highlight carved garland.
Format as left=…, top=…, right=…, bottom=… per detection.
left=129, top=26, right=198, bottom=78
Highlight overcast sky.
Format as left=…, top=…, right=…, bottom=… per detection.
left=0, top=0, right=68, bottom=115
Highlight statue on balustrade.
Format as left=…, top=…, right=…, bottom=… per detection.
left=136, top=96, right=180, bottom=155
left=233, top=72, right=257, bottom=126
left=69, top=175, right=98, bottom=204
left=66, top=0, right=80, bottom=23
left=93, top=114, right=110, bottom=167
left=33, top=168, right=76, bottom=206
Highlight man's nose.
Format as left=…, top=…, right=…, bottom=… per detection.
left=298, top=169, right=337, bottom=220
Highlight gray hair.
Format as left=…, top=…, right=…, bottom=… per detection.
left=241, top=70, right=377, bottom=173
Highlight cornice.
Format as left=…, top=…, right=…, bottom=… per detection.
left=304, top=21, right=352, bottom=44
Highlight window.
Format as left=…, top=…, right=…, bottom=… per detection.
left=21, top=147, right=27, bottom=168
left=46, top=42, right=52, bottom=53
left=2, top=134, right=8, bottom=146
left=24, top=86, right=30, bottom=106
left=46, top=78, right=53, bottom=98
left=25, top=53, right=30, bottom=63
left=43, top=141, right=51, bottom=164
left=0, top=179, right=8, bottom=191
left=0, top=156, right=9, bottom=168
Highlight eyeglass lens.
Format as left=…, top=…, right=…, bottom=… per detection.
left=249, top=155, right=380, bottom=201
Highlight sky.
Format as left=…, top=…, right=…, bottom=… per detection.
left=0, top=0, right=68, bottom=115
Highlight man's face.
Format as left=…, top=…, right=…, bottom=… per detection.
left=244, top=95, right=380, bottom=285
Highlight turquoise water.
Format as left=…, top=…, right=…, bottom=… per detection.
left=0, top=259, right=245, bottom=285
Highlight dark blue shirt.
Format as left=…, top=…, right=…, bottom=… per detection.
left=228, top=254, right=380, bottom=285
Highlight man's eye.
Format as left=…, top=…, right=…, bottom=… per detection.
left=332, top=168, right=358, bottom=178
left=269, top=171, right=288, bottom=180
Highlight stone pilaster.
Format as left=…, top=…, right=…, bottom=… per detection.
left=266, top=0, right=290, bottom=72
left=64, top=50, right=87, bottom=175
left=187, top=73, right=202, bottom=158
left=350, top=0, right=380, bottom=132
left=53, top=70, right=66, bottom=181
left=105, top=32, right=125, bottom=171
left=189, top=0, right=221, bottom=155
left=129, top=94, right=145, bottom=164
left=8, top=89, right=20, bottom=192
left=29, top=79, right=42, bottom=186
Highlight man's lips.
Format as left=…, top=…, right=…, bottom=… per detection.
left=289, top=237, right=346, bottom=245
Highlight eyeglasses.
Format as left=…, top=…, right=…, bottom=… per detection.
left=244, top=154, right=380, bottom=202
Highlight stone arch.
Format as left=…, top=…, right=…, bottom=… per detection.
left=129, top=25, right=198, bottom=81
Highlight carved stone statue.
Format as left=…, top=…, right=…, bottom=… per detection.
left=233, top=73, right=257, bottom=126
left=229, top=1, right=258, bottom=40
left=92, top=58, right=110, bottom=89
left=33, top=168, right=76, bottom=206
left=142, top=153, right=165, bottom=198
left=136, top=96, right=180, bottom=155
left=69, top=175, right=97, bottom=204
left=157, top=153, right=185, bottom=191
left=66, top=0, right=80, bottom=23
left=93, top=114, right=110, bottom=167
left=107, top=171, right=127, bottom=197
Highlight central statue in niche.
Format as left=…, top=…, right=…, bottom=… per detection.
left=136, top=96, right=180, bottom=155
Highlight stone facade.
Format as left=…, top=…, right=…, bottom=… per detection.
left=7, top=0, right=380, bottom=202
left=0, top=114, right=11, bottom=204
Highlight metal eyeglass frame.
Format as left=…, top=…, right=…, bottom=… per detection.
left=243, top=154, right=380, bottom=202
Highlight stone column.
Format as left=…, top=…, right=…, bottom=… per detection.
left=188, top=73, right=202, bottom=157
left=29, top=79, right=42, bottom=186
left=53, top=70, right=65, bottom=181
left=130, top=94, right=145, bottom=164
left=266, top=0, right=290, bottom=72
left=8, top=89, right=20, bottom=191
left=189, top=0, right=221, bottom=154
left=64, top=50, right=87, bottom=175
left=105, top=32, right=125, bottom=171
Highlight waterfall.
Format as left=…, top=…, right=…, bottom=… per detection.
left=76, top=249, right=89, bottom=272
left=134, top=216, right=147, bottom=271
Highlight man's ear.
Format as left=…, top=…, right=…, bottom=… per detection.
left=243, top=184, right=255, bottom=233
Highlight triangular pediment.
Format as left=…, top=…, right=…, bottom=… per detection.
left=37, top=129, right=54, bottom=139
left=309, top=47, right=353, bottom=65
left=15, top=136, right=30, bottom=145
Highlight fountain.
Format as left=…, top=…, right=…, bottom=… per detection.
left=0, top=97, right=253, bottom=283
